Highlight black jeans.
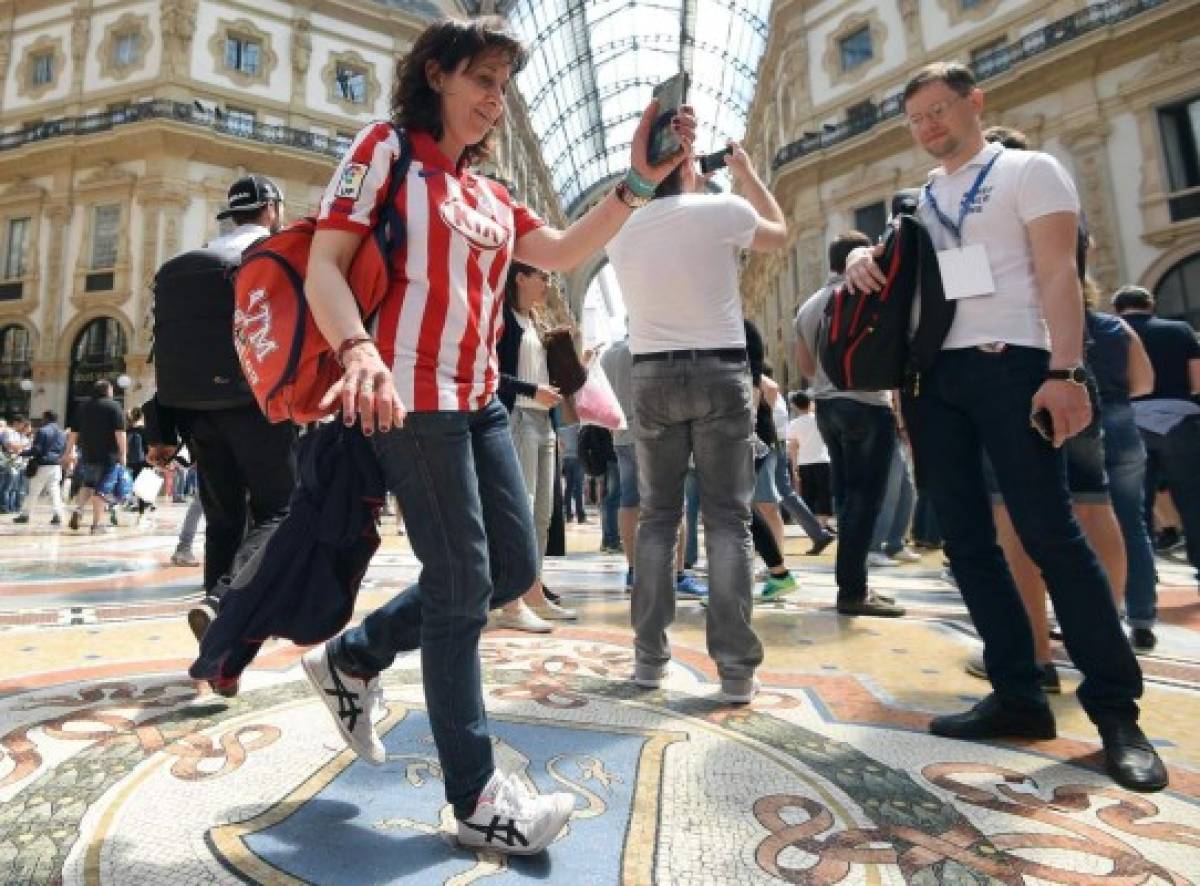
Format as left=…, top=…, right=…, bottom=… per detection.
left=184, top=406, right=298, bottom=594
left=814, top=398, right=896, bottom=601
left=904, top=346, right=1141, bottom=724
left=1142, top=413, right=1200, bottom=581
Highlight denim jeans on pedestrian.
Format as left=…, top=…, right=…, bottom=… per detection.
left=509, top=406, right=556, bottom=571
left=1102, top=403, right=1157, bottom=628
left=631, top=355, right=762, bottom=681
left=904, top=346, right=1142, bottom=725
left=602, top=459, right=621, bottom=548
left=1142, top=413, right=1200, bottom=582
left=684, top=467, right=700, bottom=568
left=772, top=442, right=829, bottom=542
left=870, top=444, right=916, bottom=555
left=177, top=495, right=205, bottom=552
left=814, top=398, right=896, bottom=601
left=561, top=455, right=585, bottom=520
left=332, top=398, right=538, bottom=818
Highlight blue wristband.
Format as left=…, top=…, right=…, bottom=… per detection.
left=624, top=169, right=656, bottom=199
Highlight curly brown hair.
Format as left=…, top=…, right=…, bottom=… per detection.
left=391, top=17, right=527, bottom=169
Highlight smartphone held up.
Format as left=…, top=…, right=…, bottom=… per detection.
left=648, top=72, right=689, bottom=165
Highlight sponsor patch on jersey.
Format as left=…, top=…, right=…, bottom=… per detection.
left=336, top=163, right=370, bottom=200
left=438, top=198, right=509, bottom=251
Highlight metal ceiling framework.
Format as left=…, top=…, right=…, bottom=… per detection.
left=470, top=0, right=772, bottom=217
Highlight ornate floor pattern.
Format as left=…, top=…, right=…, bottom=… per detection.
left=2, top=504, right=1199, bottom=884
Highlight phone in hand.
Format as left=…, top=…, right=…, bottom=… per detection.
left=1030, top=407, right=1054, bottom=442
left=697, top=146, right=732, bottom=174
left=649, top=73, right=689, bottom=165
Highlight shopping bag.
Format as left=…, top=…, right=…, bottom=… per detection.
left=573, top=361, right=626, bottom=431
left=133, top=468, right=164, bottom=504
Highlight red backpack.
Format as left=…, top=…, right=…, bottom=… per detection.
left=232, top=127, right=412, bottom=424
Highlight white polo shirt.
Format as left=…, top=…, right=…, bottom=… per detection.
left=919, top=141, right=1080, bottom=351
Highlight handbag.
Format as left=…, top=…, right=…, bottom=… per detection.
left=24, top=459, right=39, bottom=478
left=542, top=326, right=588, bottom=398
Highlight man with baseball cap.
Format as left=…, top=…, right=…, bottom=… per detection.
left=147, top=171, right=297, bottom=696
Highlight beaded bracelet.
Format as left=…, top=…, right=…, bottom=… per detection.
left=623, top=168, right=656, bottom=200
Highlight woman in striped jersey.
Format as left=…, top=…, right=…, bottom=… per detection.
left=300, top=17, right=695, bottom=855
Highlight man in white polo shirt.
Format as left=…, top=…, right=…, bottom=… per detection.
left=844, top=62, right=1166, bottom=792
left=606, top=141, right=787, bottom=704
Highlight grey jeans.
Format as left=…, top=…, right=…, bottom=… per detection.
left=509, top=406, right=555, bottom=571
left=631, top=356, right=762, bottom=681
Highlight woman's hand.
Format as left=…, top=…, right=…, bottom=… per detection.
left=319, top=341, right=406, bottom=436
left=843, top=244, right=888, bottom=293
left=534, top=384, right=563, bottom=408
left=630, top=100, right=697, bottom=185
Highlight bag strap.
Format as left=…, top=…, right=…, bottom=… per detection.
left=374, top=124, right=413, bottom=267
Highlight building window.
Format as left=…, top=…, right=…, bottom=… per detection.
left=336, top=65, right=368, bottom=104
left=3, top=218, right=30, bottom=280
left=91, top=205, right=120, bottom=270
left=854, top=201, right=888, bottom=244
left=224, top=107, right=256, bottom=138
left=839, top=27, right=873, bottom=72
left=962, top=0, right=985, bottom=9
left=1155, top=253, right=1200, bottom=328
left=113, top=32, right=141, bottom=68
left=1159, top=96, right=1200, bottom=222
left=225, top=35, right=261, bottom=76
left=31, top=52, right=54, bottom=87
left=0, top=325, right=33, bottom=419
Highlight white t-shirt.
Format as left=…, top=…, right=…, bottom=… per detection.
left=206, top=224, right=271, bottom=258
left=606, top=193, right=757, bottom=354
left=772, top=395, right=789, bottom=441
left=787, top=414, right=829, bottom=465
left=919, top=142, right=1080, bottom=351
left=512, top=311, right=550, bottom=410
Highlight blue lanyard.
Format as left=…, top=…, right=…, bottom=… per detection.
left=923, top=148, right=1002, bottom=246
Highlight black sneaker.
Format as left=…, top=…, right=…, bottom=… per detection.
left=1130, top=627, right=1157, bottom=654
left=1154, top=527, right=1183, bottom=551
left=68, top=510, right=81, bottom=531
left=12, top=514, right=28, bottom=524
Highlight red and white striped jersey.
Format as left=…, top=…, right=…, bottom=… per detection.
left=316, top=123, right=544, bottom=412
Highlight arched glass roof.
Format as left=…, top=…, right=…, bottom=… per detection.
left=484, top=0, right=772, bottom=216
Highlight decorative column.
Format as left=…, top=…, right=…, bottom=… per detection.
left=69, top=4, right=90, bottom=105
left=160, top=0, right=197, bottom=92
left=1061, top=120, right=1123, bottom=293
left=40, top=204, right=72, bottom=361
left=289, top=18, right=312, bottom=128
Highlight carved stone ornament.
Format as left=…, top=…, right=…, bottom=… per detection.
left=292, top=18, right=312, bottom=75
left=821, top=11, right=888, bottom=90
left=207, top=18, right=278, bottom=89
left=16, top=35, right=67, bottom=102
left=322, top=49, right=381, bottom=115
left=97, top=13, right=154, bottom=82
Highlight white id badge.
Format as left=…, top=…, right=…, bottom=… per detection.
left=936, top=244, right=995, bottom=300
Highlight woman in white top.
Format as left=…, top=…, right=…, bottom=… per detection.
left=495, top=262, right=574, bottom=631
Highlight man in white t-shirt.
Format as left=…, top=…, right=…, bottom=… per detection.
left=844, top=62, right=1165, bottom=792
left=605, top=140, right=787, bottom=704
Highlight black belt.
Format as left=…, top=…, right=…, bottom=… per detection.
left=631, top=348, right=747, bottom=364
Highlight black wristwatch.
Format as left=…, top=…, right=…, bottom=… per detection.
left=1046, top=365, right=1088, bottom=385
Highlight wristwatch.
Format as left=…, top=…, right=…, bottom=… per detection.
left=1046, top=365, right=1087, bottom=385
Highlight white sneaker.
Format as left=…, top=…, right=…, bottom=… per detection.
left=866, top=552, right=900, bottom=567
left=494, top=602, right=553, bottom=634
left=302, top=643, right=386, bottom=765
left=456, top=770, right=575, bottom=855
left=530, top=599, right=577, bottom=621
left=891, top=547, right=922, bottom=564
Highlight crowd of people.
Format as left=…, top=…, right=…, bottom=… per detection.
left=7, top=15, right=1198, bottom=858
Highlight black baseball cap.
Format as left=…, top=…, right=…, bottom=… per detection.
left=216, top=174, right=283, bottom=219
left=891, top=188, right=921, bottom=217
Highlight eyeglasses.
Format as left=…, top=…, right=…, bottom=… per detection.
left=906, top=95, right=965, bottom=129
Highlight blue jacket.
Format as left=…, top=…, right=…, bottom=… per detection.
left=25, top=423, right=66, bottom=465
left=189, top=421, right=385, bottom=683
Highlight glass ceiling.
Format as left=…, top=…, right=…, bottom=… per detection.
left=494, top=0, right=773, bottom=216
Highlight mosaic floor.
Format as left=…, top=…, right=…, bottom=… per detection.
left=2, top=503, right=1199, bottom=884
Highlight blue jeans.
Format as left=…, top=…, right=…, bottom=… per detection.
left=602, top=459, right=621, bottom=548
left=1142, top=413, right=1200, bottom=581
left=772, top=443, right=829, bottom=542
left=815, top=398, right=896, bottom=600
left=1103, top=404, right=1157, bottom=628
left=870, top=445, right=915, bottom=555
left=332, top=399, right=538, bottom=818
left=904, top=346, right=1141, bottom=724
left=561, top=455, right=585, bottom=520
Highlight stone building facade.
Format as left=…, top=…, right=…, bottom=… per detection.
left=740, top=0, right=1200, bottom=391
left=0, top=0, right=564, bottom=423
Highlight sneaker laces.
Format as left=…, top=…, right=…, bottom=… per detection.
left=325, top=660, right=367, bottom=733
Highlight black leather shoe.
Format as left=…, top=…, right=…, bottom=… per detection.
left=1129, top=627, right=1156, bottom=654
left=1099, top=722, right=1168, bottom=792
left=837, top=592, right=904, bottom=617
left=929, top=694, right=1056, bottom=740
